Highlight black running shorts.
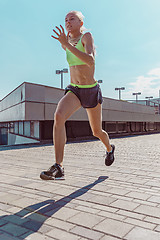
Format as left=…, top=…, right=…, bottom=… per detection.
left=64, top=83, right=103, bottom=108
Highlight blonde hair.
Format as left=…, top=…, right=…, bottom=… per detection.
left=66, top=10, right=86, bottom=33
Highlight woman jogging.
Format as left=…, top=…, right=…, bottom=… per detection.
left=40, top=11, right=115, bottom=180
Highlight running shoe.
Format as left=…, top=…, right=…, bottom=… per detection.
left=40, top=163, right=65, bottom=180
left=105, top=144, right=115, bottom=166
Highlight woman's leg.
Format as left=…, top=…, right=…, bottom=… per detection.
left=86, top=104, right=112, bottom=152
left=53, top=92, right=81, bottom=166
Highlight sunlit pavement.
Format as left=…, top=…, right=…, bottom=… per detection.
left=0, top=133, right=160, bottom=240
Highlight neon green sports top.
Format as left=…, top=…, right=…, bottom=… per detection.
left=66, top=35, right=86, bottom=67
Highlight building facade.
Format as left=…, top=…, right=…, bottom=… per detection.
left=1, top=82, right=160, bottom=145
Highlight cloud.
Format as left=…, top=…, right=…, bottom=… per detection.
left=148, top=68, right=160, bottom=77
left=123, top=67, right=160, bottom=99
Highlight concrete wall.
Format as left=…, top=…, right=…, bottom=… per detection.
left=0, top=81, right=160, bottom=123
left=0, top=102, right=26, bottom=122
left=0, top=82, right=64, bottom=122
left=102, top=98, right=160, bottom=122
left=24, top=82, right=160, bottom=122
left=0, top=83, right=25, bottom=112
left=0, top=83, right=26, bottom=122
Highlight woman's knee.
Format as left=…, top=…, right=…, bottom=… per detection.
left=54, top=111, right=66, bottom=125
left=92, top=128, right=102, bottom=138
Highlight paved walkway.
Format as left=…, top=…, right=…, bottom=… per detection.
left=0, top=133, right=160, bottom=240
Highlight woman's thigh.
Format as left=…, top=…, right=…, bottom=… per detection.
left=55, top=92, right=81, bottom=122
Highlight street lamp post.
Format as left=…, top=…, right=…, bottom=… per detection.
left=132, top=92, right=141, bottom=103
left=145, top=96, right=153, bottom=106
left=56, top=68, right=68, bottom=89
left=115, top=87, right=125, bottom=100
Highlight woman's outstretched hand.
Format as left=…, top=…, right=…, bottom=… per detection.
left=51, top=25, right=69, bottom=47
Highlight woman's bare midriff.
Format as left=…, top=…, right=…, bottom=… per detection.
left=70, top=64, right=96, bottom=85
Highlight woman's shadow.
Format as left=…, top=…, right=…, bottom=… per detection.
left=0, top=176, right=108, bottom=239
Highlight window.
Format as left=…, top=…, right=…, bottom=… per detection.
left=19, top=122, right=23, bottom=135
left=14, top=122, right=19, bottom=134
left=24, top=121, right=30, bottom=137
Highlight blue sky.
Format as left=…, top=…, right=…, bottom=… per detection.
left=1, top=0, right=160, bottom=101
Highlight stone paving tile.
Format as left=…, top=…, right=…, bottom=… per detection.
left=110, top=199, right=140, bottom=211
left=45, top=206, right=80, bottom=221
left=35, top=223, right=53, bottom=234
left=0, top=202, right=12, bottom=211
left=93, top=218, right=134, bottom=238
left=47, top=227, right=80, bottom=240
left=11, top=197, right=40, bottom=209
left=125, top=191, right=151, bottom=200
left=0, top=233, right=21, bottom=240
left=12, top=179, right=33, bottom=187
left=110, top=195, right=133, bottom=202
left=75, top=192, right=97, bottom=201
left=46, top=217, right=75, bottom=231
left=27, top=212, right=48, bottom=223
left=24, top=182, right=48, bottom=190
left=134, top=204, right=160, bottom=218
left=125, top=226, right=160, bottom=240
left=124, top=217, right=156, bottom=230
left=116, top=209, right=145, bottom=220
left=144, top=216, right=160, bottom=225
left=0, top=218, right=8, bottom=227
left=0, top=209, right=9, bottom=216
left=132, top=198, right=158, bottom=207
left=107, top=187, right=130, bottom=196
left=97, top=210, right=126, bottom=221
left=88, top=194, right=116, bottom=206
left=2, top=214, right=29, bottom=226
left=73, top=198, right=118, bottom=214
left=145, top=180, right=160, bottom=188
left=74, top=205, right=101, bottom=214
left=70, top=225, right=104, bottom=240
left=22, top=232, right=55, bottom=240
left=0, top=193, right=20, bottom=203
left=68, top=211, right=105, bottom=228
left=155, top=225, right=160, bottom=232
left=148, top=196, right=160, bottom=204
left=0, top=222, right=29, bottom=237
left=22, top=219, right=47, bottom=233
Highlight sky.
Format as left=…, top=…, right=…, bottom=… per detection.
left=1, top=0, right=160, bottom=101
